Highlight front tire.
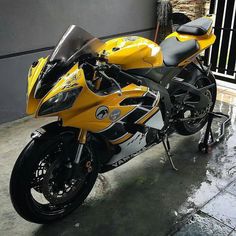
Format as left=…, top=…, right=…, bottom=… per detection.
left=10, top=137, right=99, bottom=224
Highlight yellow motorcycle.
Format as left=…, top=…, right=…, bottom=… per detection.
left=10, top=16, right=216, bottom=223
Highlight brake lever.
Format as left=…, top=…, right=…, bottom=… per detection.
left=99, top=71, right=123, bottom=96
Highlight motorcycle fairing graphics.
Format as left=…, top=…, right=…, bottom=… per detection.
left=10, top=16, right=217, bottom=223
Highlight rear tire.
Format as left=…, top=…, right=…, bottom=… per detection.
left=10, top=137, right=99, bottom=224
left=175, top=72, right=216, bottom=135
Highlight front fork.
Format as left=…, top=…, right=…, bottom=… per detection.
left=70, top=129, right=93, bottom=179
left=74, top=129, right=87, bottom=164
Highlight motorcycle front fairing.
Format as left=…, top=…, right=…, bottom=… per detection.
left=26, top=25, right=104, bottom=115
left=26, top=25, right=164, bottom=135
left=25, top=24, right=166, bottom=158
left=36, top=63, right=152, bottom=133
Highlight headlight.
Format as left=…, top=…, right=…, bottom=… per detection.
left=38, top=87, right=82, bottom=116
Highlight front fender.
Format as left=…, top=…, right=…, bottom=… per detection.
left=30, top=121, right=113, bottom=165
left=31, top=121, right=79, bottom=140
left=31, top=121, right=81, bottom=163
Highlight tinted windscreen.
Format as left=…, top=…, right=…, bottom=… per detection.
left=49, top=25, right=104, bottom=65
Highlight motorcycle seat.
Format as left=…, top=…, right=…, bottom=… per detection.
left=160, top=37, right=200, bottom=66
left=176, top=17, right=213, bottom=36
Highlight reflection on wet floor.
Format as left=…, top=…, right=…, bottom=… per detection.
left=171, top=88, right=236, bottom=236
left=217, top=86, right=236, bottom=106
left=0, top=87, right=235, bottom=236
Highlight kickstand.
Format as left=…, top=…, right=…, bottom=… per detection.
left=162, top=135, right=178, bottom=171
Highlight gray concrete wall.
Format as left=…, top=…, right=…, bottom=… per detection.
left=0, top=0, right=156, bottom=123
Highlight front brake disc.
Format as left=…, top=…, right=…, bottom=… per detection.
left=41, top=160, right=85, bottom=205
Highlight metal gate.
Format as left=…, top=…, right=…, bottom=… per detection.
left=205, top=0, right=236, bottom=83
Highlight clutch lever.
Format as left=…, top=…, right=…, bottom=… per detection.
left=98, top=71, right=123, bottom=96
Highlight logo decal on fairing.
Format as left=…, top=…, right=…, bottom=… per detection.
left=111, top=148, right=145, bottom=167
left=96, top=106, right=109, bottom=120
left=109, top=109, right=121, bottom=121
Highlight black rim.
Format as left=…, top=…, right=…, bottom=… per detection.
left=182, top=77, right=215, bottom=130
left=28, top=141, right=95, bottom=216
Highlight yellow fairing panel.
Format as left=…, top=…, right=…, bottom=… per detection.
left=37, top=64, right=148, bottom=133
left=26, top=57, right=48, bottom=114
left=99, top=36, right=163, bottom=70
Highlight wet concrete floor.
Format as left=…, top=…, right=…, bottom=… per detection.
left=0, top=98, right=235, bottom=235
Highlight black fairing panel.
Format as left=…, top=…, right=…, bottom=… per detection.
left=127, top=67, right=181, bottom=84
left=34, top=62, right=66, bottom=99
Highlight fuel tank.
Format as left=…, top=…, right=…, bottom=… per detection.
left=99, top=36, right=164, bottom=70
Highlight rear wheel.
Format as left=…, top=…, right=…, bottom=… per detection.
left=175, top=73, right=216, bottom=135
left=10, top=136, right=99, bottom=224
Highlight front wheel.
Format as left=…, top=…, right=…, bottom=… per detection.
left=10, top=136, right=99, bottom=224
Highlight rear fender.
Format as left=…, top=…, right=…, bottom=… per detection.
left=169, top=63, right=216, bottom=93
left=179, top=62, right=216, bottom=85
